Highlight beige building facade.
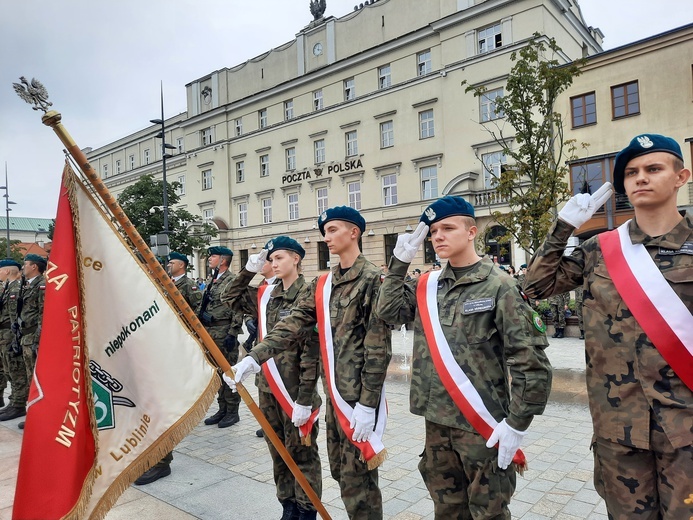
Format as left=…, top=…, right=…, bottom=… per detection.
left=90, top=0, right=608, bottom=278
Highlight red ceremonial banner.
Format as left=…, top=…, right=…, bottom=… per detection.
left=13, top=171, right=97, bottom=520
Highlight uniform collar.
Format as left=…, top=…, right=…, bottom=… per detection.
left=331, top=254, right=366, bottom=284
left=271, top=274, right=305, bottom=300
left=629, top=212, right=693, bottom=250
left=439, top=256, right=493, bottom=286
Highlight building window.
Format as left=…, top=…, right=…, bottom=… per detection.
left=116, top=160, right=122, bottom=174
left=380, top=120, right=394, bottom=148
left=202, top=208, right=214, bottom=221
left=176, top=137, right=184, bottom=154
left=286, top=147, right=296, bottom=171
left=288, top=193, right=299, bottom=220
left=482, top=151, right=507, bottom=189
left=313, top=89, right=323, bottom=111
left=128, top=154, right=135, bottom=170
left=424, top=238, right=436, bottom=264
left=571, top=92, right=597, bottom=127
left=239, top=249, right=248, bottom=267
left=348, top=181, right=361, bottom=210
left=382, top=173, right=398, bottom=206
left=478, top=23, right=502, bottom=53
left=236, top=161, right=245, bottom=183
left=417, top=50, right=432, bottom=76
left=143, top=149, right=151, bottom=165
left=345, top=130, right=358, bottom=157
left=480, top=88, right=504, bottom=122
left=284, top=99, right=294, bottom=120
left=318, top=242, right=330, bottom=270
left=611, top=81, right=640, bottom=119
left=234, top=118, right=243, bottom=136
left=421, top=165, right=438, bottom=200
left=201, top=127, right=213, bottom=146
left=317, top=187, right=328, bottom=214
left=176, top=174, right=186, bottom=196
left=314, top=139, right=326, bottom=164
left=238, top=202, right=248, bottom=227
left=201, top=169, right=213, bottom=190
left=260, top=154, right=270, bottom=177
left=102, top=164, right=108, bottom=178
left=384, top=233, right=398, bottom=264
left=419, top=109, right=435, bottom=139
left=262, top=197, right=272, bottom=224
left=259, top=109, right=268, bottom=129
left=344, top=78, right=355, bottom=101
left=378, top=64, right=391, bottom=89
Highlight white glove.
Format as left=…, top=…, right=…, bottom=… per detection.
left=558, top=182, right=613, bottom=229
left=292, top=403, right=312, bottom=427
left=349, top=403, right=376, bottom=443
left=486, top=419, right=527, bottom=470
left=393, top=222, right=429, bottom=264
left=245, top=249, right=269, bottom=273
left=225, top=357, right=261, bottom=392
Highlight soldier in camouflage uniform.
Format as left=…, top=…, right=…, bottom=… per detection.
left=525, top=134, right=693, bottom=519
left=375, top=196, right=552, bottom=520
left=200, top=246, right=243, bottom=429
left=135, top=251, right=203, bottom=486
left=0, top=260, right=24, bottom=415
left=574, top=286, right=584, bottom=339
left=230, top=206, right=391, bottom=520
left=549, top=291, right=569, bottom=338
left=223, top=237, right=322, bottom=520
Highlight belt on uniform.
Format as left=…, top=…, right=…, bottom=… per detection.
left=208, top=319, right=232, bottom=326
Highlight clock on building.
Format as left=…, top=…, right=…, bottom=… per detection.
left=313, top=42, right=323, bottom=56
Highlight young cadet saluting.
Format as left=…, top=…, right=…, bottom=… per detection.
left=228, top=206, right=391, bottom=520
left=222, top=236, right=322, bottom=520
left=524, top=134, right=693, bottom=519
left=376, top=196, right=552, bottom=520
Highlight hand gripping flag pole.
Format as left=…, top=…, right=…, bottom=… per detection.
left=14, top=78, right=331, bottom=520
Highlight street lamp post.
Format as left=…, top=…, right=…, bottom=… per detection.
left=0, top=163, right=17, bottom=257
left=149, top=83, right=176, bottom=257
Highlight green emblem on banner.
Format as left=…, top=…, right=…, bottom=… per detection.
left=92, top=378, right=115, bottom=430
left=532, top=311, right=546, bottom=333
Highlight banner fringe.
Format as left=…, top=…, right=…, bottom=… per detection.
left=362, top=448, right=387, bottom=471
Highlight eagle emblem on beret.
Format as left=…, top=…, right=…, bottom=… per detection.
left=267, top=240, right=274, bottom=250
left=425, top=208, right=436, bottom=220
left=636, top=136, right=654, bottom=149
left=320, top=211, right=327, bottom=222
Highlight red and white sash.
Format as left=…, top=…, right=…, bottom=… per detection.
left=257, top=283, right=320, bottom=438
left=315, top=272, right=387, bottom=468
left=416, top=270, right=527, bottom=469
left=600, top=220, right=693, bottom=391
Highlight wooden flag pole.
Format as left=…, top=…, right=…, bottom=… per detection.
left=20, top=102, right=330, bottom=520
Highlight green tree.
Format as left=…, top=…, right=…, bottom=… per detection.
left=117, top=175, right=217, bottom=257
left=47, top=219, right=55, bottom=241
left=0, top=238, right=24, bottom=262
left=464, top=34, right=586, bottom=256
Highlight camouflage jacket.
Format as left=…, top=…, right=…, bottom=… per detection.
left=524, top=216, right=693, bottom=450
left=249, top=254, right=392, bottom=409
left=19, top=274, right=45, bottom=332
left=175, top=274, right=202, bottom=310
left=197, top=269, right=242, bottom=336
left=223, top=269, right=321, bottom=407
left=0, top=278, right=21, bottom=330
left=376, top=257, right=551, bottom=431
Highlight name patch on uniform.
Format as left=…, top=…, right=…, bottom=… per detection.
left=659, top=241, right=693, bottom=256
left=279, top=309, right=291, bottom=320
left=462, top=298, right=495, bottom=314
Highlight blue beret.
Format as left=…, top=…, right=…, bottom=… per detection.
left=24, top=254, right=47, bottom=265
left=318, top=206, right=366, bottom=236
left=613, top=134, right=683, bottom=194
left=265, top=236, right=305, bottom=259
left=0, top=258, right=22, bottom=269
left=207, top=246, right=233, bottom=257
left=168, top=252, right=188, bottom=264
left=420, top=196, right=475, bottom=227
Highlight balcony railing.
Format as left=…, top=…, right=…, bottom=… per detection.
left=474, top=189, right=508, bottom=207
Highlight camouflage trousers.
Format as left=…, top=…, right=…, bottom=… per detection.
left=549, top=293, right=568, bottom=329
left=153, top=452, right=173, bottom=469
left=325, top=398, right=382, bottom=519
left=592, top=432, right=693, bottom=519
left=258, top=390, right=322, bottom=512
left=208, top=326, right=240, bottom=413
left=0, top=329, right=28, bottom=407
left=419, top=420, right=516, bottom=520
left=574, top=287, right=584, bottom=330
left=20, top=330, right=39, bottom=383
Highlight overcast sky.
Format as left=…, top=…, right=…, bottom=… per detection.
left=1, top=0, right=691, bottom=219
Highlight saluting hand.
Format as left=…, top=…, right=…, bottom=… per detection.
left=558, top=182, right=613, bottom=229
left=393, top=222, right=429, bottom=264
left=245, top=249, right=269, bottom=273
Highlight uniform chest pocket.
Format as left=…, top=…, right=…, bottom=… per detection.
left=330, top=288, right=362, bottom=319
left=585, top=263, right=621, bottom=318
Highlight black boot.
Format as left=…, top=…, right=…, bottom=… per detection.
left=256, top=428, right=264, bottom=437
left=0, top=395, right=4, bottom=408
left=554, top=328, right=565, bottom=339
left=134, top=464, right=172, bottom=485
left=0, top=406, right=26, bottom=421
left=218, top=411, right=240, bottom=428
left=579, top=329, right=584, bottom=340
left=280, top=500, right=299, bottom=520
left=297, top=506, right=317, bottom=520
left=204, top=407, right=227, bottom=425
left=18, top=421, right=24, bottom=430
